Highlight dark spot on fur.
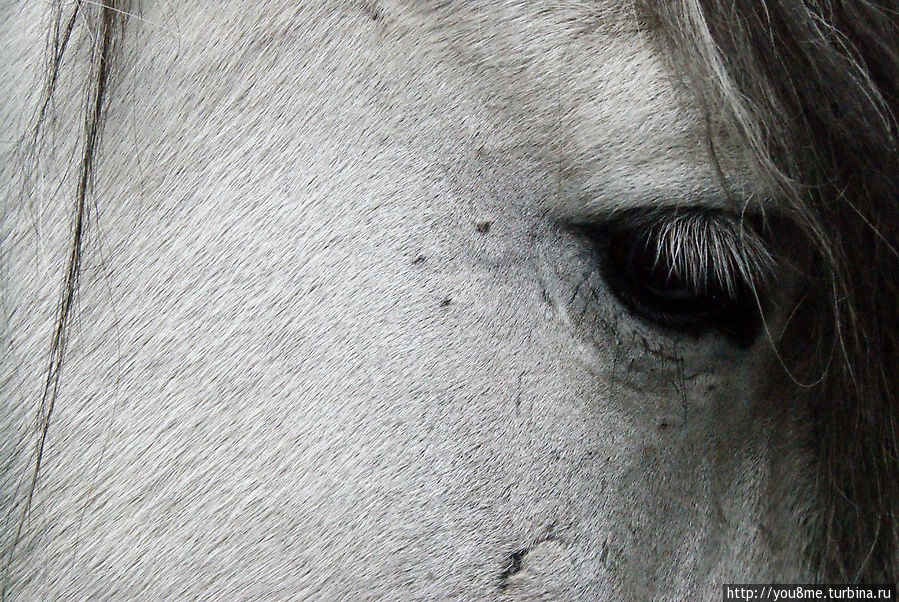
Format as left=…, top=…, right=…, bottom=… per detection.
left=412, top=254, right=426, bottom=265
left=361, top=1, right=381, bottom=21
left=540, top=288, right=554, bottom=307
left=498, top=549, right=527, bottom=587
left=476, top=220, right=492, bottom=233
left=499, top=525, right=560, bottom=589
left=514, top=371, right=525, bottom=409
left=440, top=298, right=452, bottom=307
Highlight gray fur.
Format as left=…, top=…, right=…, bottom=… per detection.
left=1, top=1, right=896, bottom=599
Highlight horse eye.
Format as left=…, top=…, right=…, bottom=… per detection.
left=587, top=218, right=765, bottom=347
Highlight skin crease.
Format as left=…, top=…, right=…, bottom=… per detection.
left=1, top=2, right=814, bottom=600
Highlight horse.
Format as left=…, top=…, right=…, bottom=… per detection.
left=1, top=1, right=897, bottom=599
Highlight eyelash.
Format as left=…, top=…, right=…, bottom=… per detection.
left=579, top=214, right=768, bottom=347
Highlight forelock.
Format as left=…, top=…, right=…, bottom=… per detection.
left=647, top=0, right=899, bottom=582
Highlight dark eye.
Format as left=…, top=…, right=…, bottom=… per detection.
left=583, top=212, right=770, bottom=347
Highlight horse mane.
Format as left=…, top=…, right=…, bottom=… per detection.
left=0, top=4, right=118, bottom=595
left=2, top=2, right=119, bottom=589
left=11, top=0, right=899, bottom=588
left=648, top=0, right=899, bottom=582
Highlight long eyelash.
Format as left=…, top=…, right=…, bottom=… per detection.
left=644, top=212, right=776, bottom=298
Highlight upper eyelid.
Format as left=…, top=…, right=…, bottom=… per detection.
left=574, top=207, right=777, bottom=294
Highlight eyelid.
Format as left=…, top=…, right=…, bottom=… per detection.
left=577, top=207, right=777, bottom=298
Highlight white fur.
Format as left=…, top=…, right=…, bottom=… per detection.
left=1, top=2, right=813, bottom=599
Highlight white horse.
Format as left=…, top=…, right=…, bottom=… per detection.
left=2, top=1, right=897, bottom=599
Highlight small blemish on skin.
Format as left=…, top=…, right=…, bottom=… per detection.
left=361, top=1, right=381, bottom=21
left=540, top=288, right=554, bottom=307
left=499, top=549, right=527, bottom=588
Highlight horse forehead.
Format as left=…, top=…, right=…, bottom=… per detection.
left=401, top=1, right=755, bottom=212
left=146, top=1, right=750, bottom=218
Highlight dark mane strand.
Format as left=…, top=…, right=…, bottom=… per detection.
left=1, top=2, right=123, bottom=599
